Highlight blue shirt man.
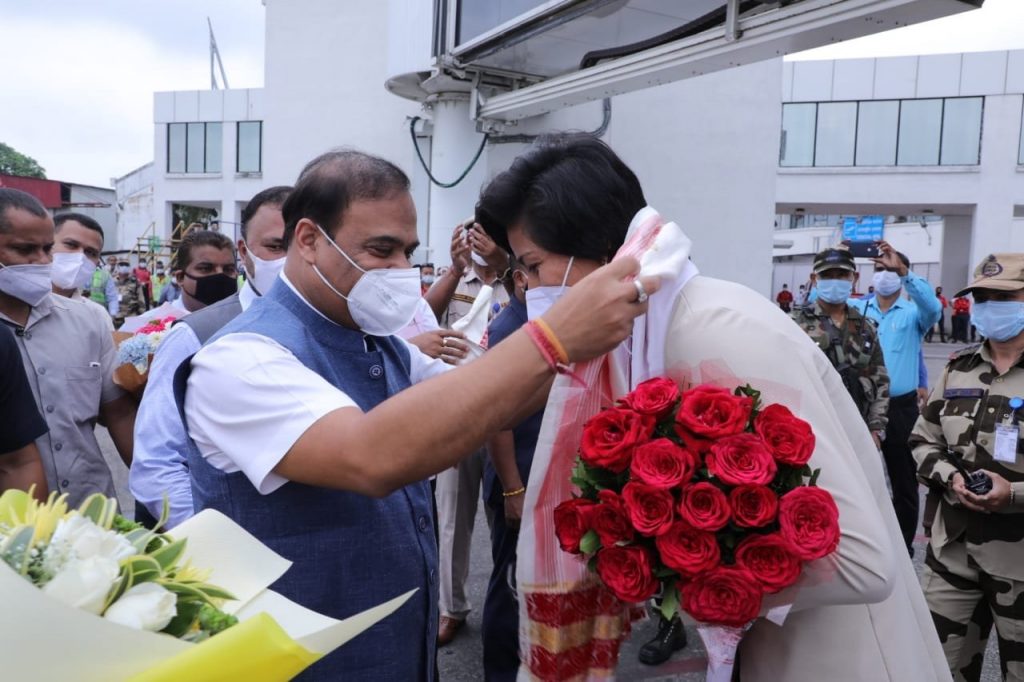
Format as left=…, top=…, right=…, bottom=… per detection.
left=849, top=244, right=941, bottom=554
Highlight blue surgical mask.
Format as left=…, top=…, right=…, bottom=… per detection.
left=816, top=278, right=853, bottom=304
left=972, top=301, right=1024, bottom=342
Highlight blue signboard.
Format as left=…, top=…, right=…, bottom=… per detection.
left=842, top=215, right=884, bottom=242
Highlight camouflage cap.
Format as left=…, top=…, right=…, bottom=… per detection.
left=812, top=247, right=856, bottom=275
left=955, top=253, right=1024, bottom=297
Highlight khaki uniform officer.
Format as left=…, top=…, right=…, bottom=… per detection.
left=911, top=253, right=1024, bottom=682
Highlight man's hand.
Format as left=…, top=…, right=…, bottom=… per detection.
left=916, top=387, right=929, bottom=411
left=872, top=240, right=908, bottom=277
left=449, top=224, right=471, bottom=277
left=543, top=258, right=659, bottom=363
left=408, top=329, right=469, bottom=365
left=467, top=224, right=508, bottom=273
left=959, top=470, right=1013, bottom=512
left=504, top=492, right=524, bottom=530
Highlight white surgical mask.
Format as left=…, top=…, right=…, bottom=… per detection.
left=526, top=257, right=574, bottom=320
left=0, top=262, right=53, bottom=306
left=421, top=274, right=435, bottom=285
left=243, top=243, right=285, bottom=296
left=312, top=224, right=421, bottom=336
left=872, top=271, right=902, bottom=297
left=51, top=252, right=97, bottom=291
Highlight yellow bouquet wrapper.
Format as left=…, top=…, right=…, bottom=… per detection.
left=0, top=508, right=415, bottom=681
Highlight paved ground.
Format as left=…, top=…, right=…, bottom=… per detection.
left=99, top=341, right=1001, bottom=680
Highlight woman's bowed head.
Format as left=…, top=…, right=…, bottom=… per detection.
left=556, top=378, right=839, bottom=625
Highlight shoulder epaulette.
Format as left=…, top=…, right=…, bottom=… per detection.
left=949, top=344, right=982, bottom=362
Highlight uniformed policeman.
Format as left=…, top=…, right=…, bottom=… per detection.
left=792, top=247, right=889, bottom=446
left=113, top=260, right=145, bottom=327
left=911, top=252, right=1024, bottom=682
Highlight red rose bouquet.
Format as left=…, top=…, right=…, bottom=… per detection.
left=553, top=378, right=839, bottom=680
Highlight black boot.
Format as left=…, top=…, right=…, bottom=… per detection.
left=638, top=614, right=687, bottom=666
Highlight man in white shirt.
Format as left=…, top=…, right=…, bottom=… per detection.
left=130, top=186, right=290, bottom=527
left=179, top=149, right=654, bottom=679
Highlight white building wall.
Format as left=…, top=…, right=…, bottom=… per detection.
left=112, top=163, right=155, bottom=252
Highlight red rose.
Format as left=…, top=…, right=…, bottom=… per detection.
left=735, top=533, right=803, bottom=593
left=729, top=485, right=779, bottom=528
left=655, top=521, right=721, bottom=578
left=755, top=403, right=816, bottom=467
left=591, top=490, right=635, bottom=547
left=631, top=438, right=698, bottom=489
left=706, top=433, right=778, bottom=486
left=553, top=497, right=596, bottom=554
left=621, top=482, right=675, bottom=536
left=595, top=545, right=660, bottom=603
left=778, top=487, right=840, bottom=560
left=580, top=407, right=655, bottom=473
left=623, top=377, right=680, bottom=418
left=675, top=386, right=753, bottom=441
left=677, top=482, right=730, bottom=532
left=680, top=566, right=763, bottom=627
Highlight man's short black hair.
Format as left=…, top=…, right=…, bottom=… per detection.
left=281, top=150, right=410, bottom=248
left=54, top=212, right=104, bottom=241
left=240, top=186, right=292, bottom=240
left=173, top=229, right=234, bottom=271
left=0, top=188, right=48, bottom=233
left=475, top=133, right=646, bottom=263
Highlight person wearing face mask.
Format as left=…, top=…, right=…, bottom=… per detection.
left=151, top=260, right=170, bottom=303
left=850, top=245, right=942, bottom=555
left=112, top=259, right=146, bottom=328
left=0, top=188, right=137, bottom=507
left=911, top=253, right=1024, bottom=682
left=419, top=262, right=435, bottom=294
left=129, top=186, right=291, bottom=529
left=170, top=229, right=238, bottom=314
left=50, top=213, right=116, bottom=330
left=177, top=150, right=654, bottom=680
left=792, top=248, right=889, bottom=447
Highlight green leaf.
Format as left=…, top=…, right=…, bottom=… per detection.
left=188, top=582, right=237, bottom=601
left=1, top=526, right=36, bottom=575
left=658, top=583, right=681, bottom=622
left=809, top=468, right=822, bottom=487
left=654, top=566, right=678, bottom=579
left=579, top=529, right=601, bottom=555
left=149, top=538, right=187, bottom=572
left=78, top=494, right=117, bottom=528
left=162, top=600, right=203, bottom=638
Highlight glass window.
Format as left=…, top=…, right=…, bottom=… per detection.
left=237, top=121, right=262, bottom=173
left=1018, top=97, right=1024, bottom=165
left=814, top=102, right=856, bottom=166
left=780, top=103, right=816, bottom=167
left=941, top=97, right=982, bottom=165
left=897, top=99, right=942, bottom=165
left=186, top=123, right=205, bottom=173
left=204, top=123, right=222, bottom=173
left=856, top=100, right=898, bottom=166
left=168, top=123, right=186, bottom=173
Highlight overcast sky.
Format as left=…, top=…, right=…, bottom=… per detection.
left=1, top=0, right=1022, bottom=188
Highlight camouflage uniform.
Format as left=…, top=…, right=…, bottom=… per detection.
left=114, top=277, right=146, bottom=328
left=911, top=344, right=1024, bottom=682
left=792, top=301, right=890, bottom=432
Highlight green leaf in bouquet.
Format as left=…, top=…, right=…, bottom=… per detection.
left=654, top=565, right=678, bottom=579
left=77, top=493, right=118, bottom=530
left=0, top=489, right=31, bottom=527
left=161, top=599, right=204, bottom=639
left=188, top=582, right=237, bottom=602
left=149, top=538, right=187, bottom=572
left=122, top=555, right=164, bottom=585
left=735, top=384, right=763, bottom=413
left=161, top=580, right=217, bottom=605
left=587, top=555, right=599, bottom=573
left=0, top=526, right=36, bottom=575
left=809, top=468, right=822, bottom=487
left=579, top=529, right=601, bottom=556
left=658, top=583, right=681, bottom=622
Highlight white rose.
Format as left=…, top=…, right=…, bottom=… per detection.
left=48, top=515, right=136, bottom=565
left=42, top=556, right=120, bottom=615
left=103, top=582, right=177, bottom=632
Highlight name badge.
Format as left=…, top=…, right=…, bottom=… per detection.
left=943, top=388, right=985, bottom=399
left=994, top=423, right=1019, bottom=463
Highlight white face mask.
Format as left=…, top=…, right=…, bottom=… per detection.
left=0, top=262, right=53, bottom=306
left=872, top=270, right=902, bottom=297
left=312, top=224, right=421, bottom=336
left=525, top=257, right=574, bottom=320
left=51, top=252, right=97, bottom=291
left=243, top=243, right=285, bottom=296
left=471, top=251, right=488, bottom=267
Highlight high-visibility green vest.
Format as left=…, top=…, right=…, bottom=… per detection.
left=89, top=268, right=110, bottom=305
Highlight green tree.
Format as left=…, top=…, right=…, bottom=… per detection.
left=0, top=142, right=46, bottom=178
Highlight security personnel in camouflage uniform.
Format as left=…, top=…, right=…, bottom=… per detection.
left=911, top=253, right=1024, bottom=682
left=792, top=247, right=889, bottom=445
left=113, top=260, right=145, bottom=328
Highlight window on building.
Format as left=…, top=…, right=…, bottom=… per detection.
left=1018, top=97, right=1024, bottom=165
left=167, top=122, right=222, bottom=174
left=237, top=121, right=262, bottom=173
left=779, top=97, right=983, bottom=168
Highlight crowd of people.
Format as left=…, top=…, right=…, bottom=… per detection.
left=1, top=134, right=1022, bottom=681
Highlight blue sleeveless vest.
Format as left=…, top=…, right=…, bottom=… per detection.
left=180, top=280, right=438, bottom=681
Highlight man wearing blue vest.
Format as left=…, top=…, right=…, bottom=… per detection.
left=178, top=150, right=655, bottom=680
left=851, top=242, right=941, bottom=554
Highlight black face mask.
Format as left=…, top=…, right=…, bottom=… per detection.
left=184, top=272, right=237, bottom=306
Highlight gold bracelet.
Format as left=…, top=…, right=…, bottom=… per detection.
left=503, top=486, right=526, bottom=498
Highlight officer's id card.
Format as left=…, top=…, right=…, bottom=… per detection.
left=994, top=423, right=1019, bottom=463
